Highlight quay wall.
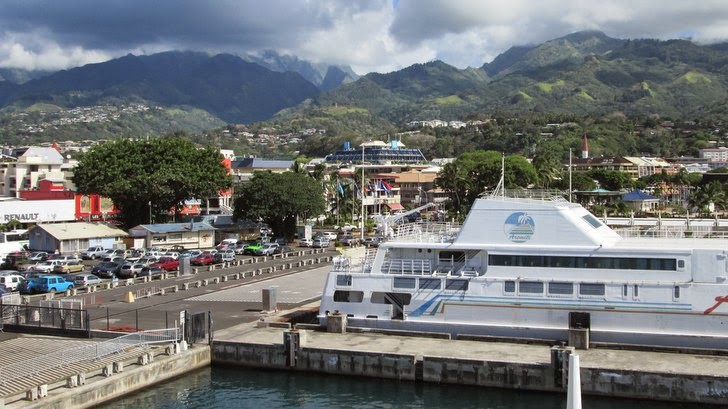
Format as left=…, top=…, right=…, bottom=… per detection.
left=16, top=345, right=211, bottom=409
left=210, top=330, right=728, bottom=405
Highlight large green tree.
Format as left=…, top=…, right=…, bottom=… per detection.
left=72, top=137, right=231, bottom=228
left=435, top=150, right=538, bottom=218
left=233, top=171, right=326, bottom=238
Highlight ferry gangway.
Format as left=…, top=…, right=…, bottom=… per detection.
left=0, top=327, right=179, bottom=387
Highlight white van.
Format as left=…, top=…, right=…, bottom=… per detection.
left=0, top=274, right=24, bottom=291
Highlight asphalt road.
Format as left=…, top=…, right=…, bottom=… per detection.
left=63, top=249, right=338, bottom=332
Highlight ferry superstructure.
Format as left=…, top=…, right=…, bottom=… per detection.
left=319, top=195, right=728, bottom=349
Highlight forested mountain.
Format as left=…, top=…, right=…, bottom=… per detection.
left=0, top=51, right=320, bottom=123
left=4, top=31, right=728, bottom=146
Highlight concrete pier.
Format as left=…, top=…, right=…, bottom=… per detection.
left=0, top=336, right=210, bottom=408
left=212, top=322, right=728, bottom=405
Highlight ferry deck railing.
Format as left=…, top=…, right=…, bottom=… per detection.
left=0, top=327, right=178, bottom=387
left=394, top=222, right=461, bottom=243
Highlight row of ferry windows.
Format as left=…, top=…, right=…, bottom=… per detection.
left=488, top=255, right=680, bottom=271
left=336, top=275, right=469, bottom=291
left=335, top=276, right=681, bottom=299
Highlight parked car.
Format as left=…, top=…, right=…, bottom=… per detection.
left=73, top=273, right=103, bottom=287
left=30, top=260, right=65, bottom=273
left=339, top=234, right=360, bottom=246
left=92, top=261, right=123, bottom=278
left=47, top=255, right=80, bottom=263
left=319, top=232, right=338, bottom=241
left=179, top=250, right=202, bottom=259
left=233, top=244, right=248, bottom=255
left=190, top=254, right=215, bottom=266
left=162, top=251, right=180, bottom=260
left=36, top=275, right=74, bottom=293
left=243, top=242, right=264, bottom=255
left=273, top=237, right=289, bottom=245
left=27, top=251, right=49, bottom=262
left=273, top=245, right=294, bottom=255
left=215, top=250, right=235, bottom=262
left=53, top=260, right=85, bottom=274
left=363, top=236, right=383, bottom=247
left=311, top=238, right=330, bottom=248
left=118, top=262, right=146, bottom=278
left=150, top=257, right=179, bottom=272
left=80, top=246, right=106, bottom=260
left=139, top=266, right=164, bottom=278
left=298, top=238, right=313, bottom=247
left=18, top=277, right=43, bottom=294
left=214, top=253, right=233, bottom=264
left=0, top=274, right=24, bottom=291
left=255, top=243, right=280, bottom=256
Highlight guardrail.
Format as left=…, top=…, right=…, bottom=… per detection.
left=0, top=328, right=178, bottom=387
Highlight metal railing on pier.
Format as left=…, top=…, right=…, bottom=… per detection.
left=0, top=328, right=178, bottom=387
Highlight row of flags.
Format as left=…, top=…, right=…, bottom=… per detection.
left=333, top=179, right=394, bottom=197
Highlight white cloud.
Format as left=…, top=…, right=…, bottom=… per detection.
left=2, top=1, right=728, bottom=73
left=0, top=32, right=111, bottom=70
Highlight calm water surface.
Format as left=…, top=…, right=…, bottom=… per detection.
left=98, top=366, right=704, bottom=409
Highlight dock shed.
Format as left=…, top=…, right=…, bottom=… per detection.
left=29, top=222, right=128, bottom=254
left=128, top=222, right=216, bottom=250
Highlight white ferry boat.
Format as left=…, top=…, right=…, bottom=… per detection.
left=319, top=195, right=728, bottom=349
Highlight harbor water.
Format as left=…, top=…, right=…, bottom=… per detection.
left=98, top=366, right=704, bottom=409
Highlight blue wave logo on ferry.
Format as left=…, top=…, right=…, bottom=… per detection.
left=504, top=212, right=535, bottom=243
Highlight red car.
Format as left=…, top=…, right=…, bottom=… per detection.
left=150, top=257, right=179, bottom=271
left=190, top=254, right=215, bottom=266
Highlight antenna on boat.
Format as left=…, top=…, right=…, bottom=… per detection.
left=490, top=153, right=505, bottom=199
left=569, top=149, right=573, bottom=203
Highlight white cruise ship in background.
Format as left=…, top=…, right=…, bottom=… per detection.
left=319, top=193, right=728, bottom=350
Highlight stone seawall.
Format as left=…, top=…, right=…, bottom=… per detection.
left=210, top=327, right=728, bottom=405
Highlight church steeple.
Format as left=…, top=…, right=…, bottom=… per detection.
left=581, top=132, right=589, bottom=159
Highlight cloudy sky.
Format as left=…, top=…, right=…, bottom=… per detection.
left=1, top=0, right=727, bottom=75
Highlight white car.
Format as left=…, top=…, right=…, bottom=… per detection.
left=311, top=238, right=330, bottom=248
left=73, top=273, right=103, bottom=287
left=298, top=238, right=313, bottom=247
left=29, top=260, right=65, bottom=272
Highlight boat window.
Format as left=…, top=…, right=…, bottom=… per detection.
left=336, top=275, right=352, bottom=286
left=579, top=283, right=605, bottom=296
left=519, top=281, right=543, bottom=294
left=504, top=281, right=515, bottom=293
left=677, top=260, right=685, bottom=269
left=548, top=282, right=573, bottom=295
left=371, top=292, right=412, bottom=305
left=393, top=277, right=416, bottom=289
left=633, top=285, right=639, bottom=298
left=582, top=215, right=603, bottom=229
left=439, top=251, right=465, bottom=264
left=333, top=290, right=364, bottom=303
left=673, top=286, right=680, bottom=299
left=488, top=254, right=677, bottom=271
left=419, top=278, right=441, bottom=290
left=622, top=284, right=628, bottom=297
left=445, top=279, right=468, bottom=291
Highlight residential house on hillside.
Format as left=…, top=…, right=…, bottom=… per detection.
left=231, top=157, right=293, bottom=183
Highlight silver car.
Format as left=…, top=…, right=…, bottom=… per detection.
left=74, top=273, right=103, bottom=287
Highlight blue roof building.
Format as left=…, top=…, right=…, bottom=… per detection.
left=128, top=222, right=216, bottom=250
